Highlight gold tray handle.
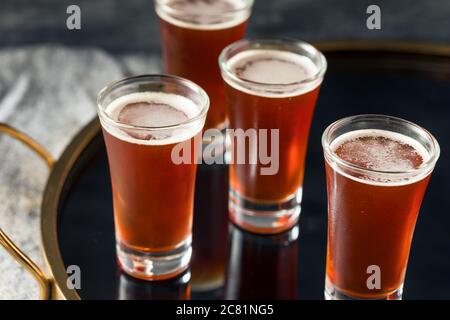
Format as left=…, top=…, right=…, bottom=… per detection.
left=0, top=123, right=54, bottom=299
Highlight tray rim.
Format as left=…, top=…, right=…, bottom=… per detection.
left=41, top=41, right=450, bottom=300
left=41, top=119, right=100, bottom=300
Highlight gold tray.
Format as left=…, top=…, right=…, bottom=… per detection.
left=2, top=41, right=450, bottom=300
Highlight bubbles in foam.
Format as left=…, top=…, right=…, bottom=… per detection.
left=170, top=0, right=237, bottom=15
left=118, top=102, right=189, bottom=127
left=330, top=129, right=431, bottom=185
left=156, top=0, right=250, bottom=29
left=232, top=50, right=318, bottom=84
left=103, top=92, right=202, bottom=145
left=224, top=49, right=321, bottom=98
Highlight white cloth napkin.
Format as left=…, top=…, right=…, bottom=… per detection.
left=0, top=45, right=160, bottom=299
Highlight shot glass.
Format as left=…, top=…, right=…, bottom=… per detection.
left=97, top=75, right=209, bottom=280
left=322, top=114, right=440, bottom=299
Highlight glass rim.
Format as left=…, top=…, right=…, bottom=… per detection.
left=97, top=74, right=210, bottom=131
left=154, top=0, right=254, bottom=18
left=321, top=114, right=441, bottom=176
left=218, top=37, right=328, bottom=89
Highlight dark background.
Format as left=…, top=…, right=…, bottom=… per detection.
left=1, top=0, right=450, bottom=54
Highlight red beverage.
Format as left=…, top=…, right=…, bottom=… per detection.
left=103, top=93, right=200, bottom=258
left=156, top=0, right=252, bottom=130
left=225, top=51, right=321, bottom=203
left=220, top=39, right=327, bottom=234
left=97, top=75, right=209, bottom=280
left=322, top=115, right=440, bottom=299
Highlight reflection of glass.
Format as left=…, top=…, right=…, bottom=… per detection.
left=97, top=75, right=209, bottom=280
left=191, top=164, right=229, bottom=297
left=117, top=270, right=191, bottom=300
left=219, top=39, right=327, bottom=234
left=322, top=115, right=440, bottom=300
left=224, top=224, right=299, bottom=299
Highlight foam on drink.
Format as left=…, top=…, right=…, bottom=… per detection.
left=156, top=0, right=250, bottom=30
left=330, top=129, right=431, bottom=185
left=102, top=92, right=202, bottom=145
left=224, top=49, right=321, bottom=98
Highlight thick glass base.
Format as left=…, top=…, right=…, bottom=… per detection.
left=228, top=188, right=302, bottom=234
left=324, top=277, right=403, bottom=300
left=116, top=237, right=192, bottom=281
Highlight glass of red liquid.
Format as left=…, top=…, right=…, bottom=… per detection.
left=219, top=39, right=327, bottom=234
left=97, top=75, right=209, bottom=280
left=322, top=114, right=440, bottom=299
left=155, top=0, right=253, bottom=131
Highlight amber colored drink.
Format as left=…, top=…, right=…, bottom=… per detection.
left=156, top=0, right=252, bottom=129
left=102, top=128, right=199, bottom=253
left=226, top=82, right=321, bottom=203
left=322, top=115, right=440, bottom=300
left=220, top=39, right=327, bottom=234
left=97, top=75, right=209, bottom=281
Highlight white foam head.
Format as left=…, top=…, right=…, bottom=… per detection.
left=156, top=0, right=251, bottom=30
left=329, top=129, right=431, bottom=186
left=223, top=49, right=322, bottom=98
left=101, top=92, right=202, bottom=145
